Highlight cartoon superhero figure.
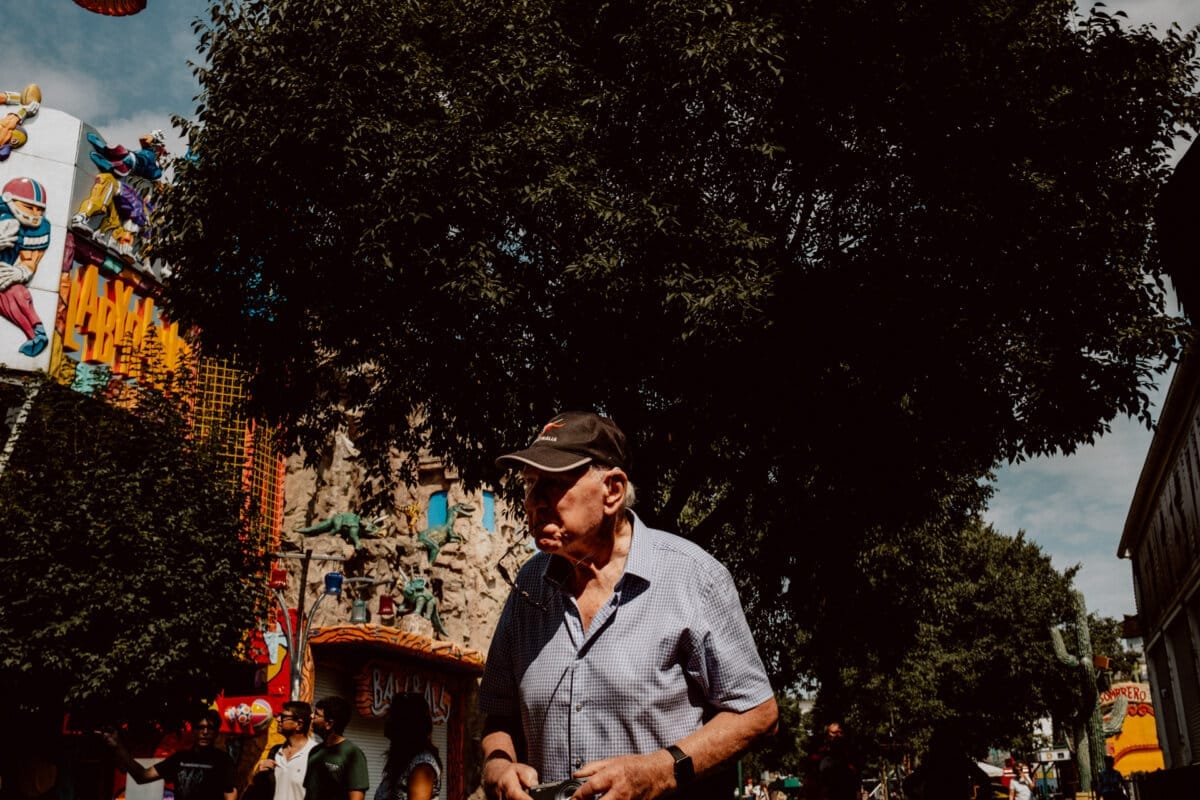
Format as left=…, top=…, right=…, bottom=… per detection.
left=86, top=129, right=166, bottom=180
left=0, top=84, right=41, bottom=161
left=0, top=177, right=50, bottom=357
left=70, top=173, right=149, bottom=258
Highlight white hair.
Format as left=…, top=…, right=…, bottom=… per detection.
left=590, top=464, right=636, bottom=509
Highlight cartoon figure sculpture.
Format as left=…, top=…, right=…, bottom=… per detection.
left=86, top=130, right=166, bottom=181
left=400, top=577, right=447, bottom=637
left=71, top=131, right=166, bottom=260
left=417, top=502, right=474, bottom=565
left=70, top=174, right=150, bottom=258
left=0, top=84, right=40, bottom=161
left=0, top=178, right=50, bottom=357
left=297, top=512, right=387, bottom=550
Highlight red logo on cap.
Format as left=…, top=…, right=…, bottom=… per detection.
left=541, top=419, right=567, bottom=435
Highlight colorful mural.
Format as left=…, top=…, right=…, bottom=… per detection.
left=0, top=177, right=51, bottom=357
left=71, top=130, right=165, bottom=267
left=1103, top=681, right=1165, bottom=776
left=52, top=247, right=193, bottom=396
left=0, top=85, right=60, bottom=369
left=0, top=84, right=40, bottom=160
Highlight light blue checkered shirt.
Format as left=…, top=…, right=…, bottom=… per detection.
left=478, top=512, right=774, bottom=783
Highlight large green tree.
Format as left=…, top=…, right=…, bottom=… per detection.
left=820, top=521, right=1077, bottom=758
left=0, top=378, right=265, bottom=737
left=158, top=0, right=1198, bottom=691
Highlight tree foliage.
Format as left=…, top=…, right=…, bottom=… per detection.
left=158, top=0, right=1199, bottom=722
left=744, top=692, right=811, bottom=780
left=792, top=521, right=1077, bottom=758
left=1087, top=613, right=1140, bottom=682
left=0, top=378, right=265, bottom=736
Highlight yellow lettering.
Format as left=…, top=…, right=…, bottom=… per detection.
left=60, top=261, right=194, bottom=388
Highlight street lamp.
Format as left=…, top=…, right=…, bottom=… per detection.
left=270, top=550, right=347, bottom=701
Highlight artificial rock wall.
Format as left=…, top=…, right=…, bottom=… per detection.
left=278, top=431, right=527, bottom=656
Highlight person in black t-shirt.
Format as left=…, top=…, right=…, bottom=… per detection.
left=101, top=709, right=237, bottom=800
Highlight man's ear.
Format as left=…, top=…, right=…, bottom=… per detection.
left=602, top=468, right=628, bottom=513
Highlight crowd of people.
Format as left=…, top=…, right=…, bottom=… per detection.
left=103, top=694, right=441, bottom=800
left=100, top=411, right=1132, bottom=800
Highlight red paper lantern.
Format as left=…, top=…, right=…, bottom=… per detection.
left=72, top=0, right=147, bottom=16
left=269, top=566, right=289, bottom=590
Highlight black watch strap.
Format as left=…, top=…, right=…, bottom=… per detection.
left=666, top=744, right=694, bottom=787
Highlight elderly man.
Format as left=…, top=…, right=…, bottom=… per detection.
left=480, top=411, right=778, bottom=800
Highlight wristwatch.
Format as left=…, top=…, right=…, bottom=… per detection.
left=666, top=744, right=694, bottom=788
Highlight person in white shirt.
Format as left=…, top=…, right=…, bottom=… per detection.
left=247, top=702, right=318, bottom=800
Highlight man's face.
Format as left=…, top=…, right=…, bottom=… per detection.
left=826, top=723, right=843, bottom=741
left=278, top=711, right=302, bottom=735
left=311, top=707, right=330, bottom=736
left=195, top=719, right=218, bottom=746
left=522, top=466, right=614, bottom=557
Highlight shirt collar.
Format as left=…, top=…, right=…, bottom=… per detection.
left=621, top=510, right=653, bottom=583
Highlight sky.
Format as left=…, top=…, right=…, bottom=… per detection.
left=5, top=0, right=1200, bottom=621
left=982, top=4, right=1200, bottom=622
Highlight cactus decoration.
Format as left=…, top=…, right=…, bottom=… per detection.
left=1049, top=590, right=1129, bottom=793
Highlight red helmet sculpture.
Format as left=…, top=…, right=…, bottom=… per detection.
left=2, top=177, right=48, bottom=227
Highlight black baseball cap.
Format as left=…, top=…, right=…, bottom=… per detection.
left=496, top=411, right=630, bottom=473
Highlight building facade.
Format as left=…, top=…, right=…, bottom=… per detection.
left=0, top=98, right=519, bottom=800
left=1117, top=138, right=1200, bottom=795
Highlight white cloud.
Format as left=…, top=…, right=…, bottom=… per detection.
left=986, top=374, right=1174, bottom=619
left=1102, top=0, right=1200, bottom=30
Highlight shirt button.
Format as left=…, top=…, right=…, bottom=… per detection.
left=574, top=758, right=583, bottom=769
left=575, top=703, right=583, bottom=712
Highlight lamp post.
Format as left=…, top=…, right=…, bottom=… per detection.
left=270, top=550, right=347, bottom=701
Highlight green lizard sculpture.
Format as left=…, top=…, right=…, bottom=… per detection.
left=417, top=502, right=475, bottom=564
left=401, top=577, right=447, bottom=637
left=298, top=512, right=387, bottom=550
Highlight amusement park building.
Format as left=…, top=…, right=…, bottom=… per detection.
left=0, top=102, right=510, bottom=800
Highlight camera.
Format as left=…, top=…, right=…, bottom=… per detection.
left=528, top=779, right=585, bottom=800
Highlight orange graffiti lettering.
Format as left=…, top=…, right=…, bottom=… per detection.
left=62, top=263, right=192, bottom=387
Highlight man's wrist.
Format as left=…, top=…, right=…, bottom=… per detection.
left=665, top=744, right=694, bottom=788
left=484, top=750, right=515, bottom=765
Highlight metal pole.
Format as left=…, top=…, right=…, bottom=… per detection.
left=269, top=550, right=346, bottom=701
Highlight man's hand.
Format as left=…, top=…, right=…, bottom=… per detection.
left=571, top=751, right=674, bottom=800
left=483, top=757, right=540, bottom=800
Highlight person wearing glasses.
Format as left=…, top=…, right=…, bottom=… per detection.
left=480, top=411, right=778, bottom=800
left=100, top=709, right=236, bottom=800
left=245, top=702, right=317, bottom=800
